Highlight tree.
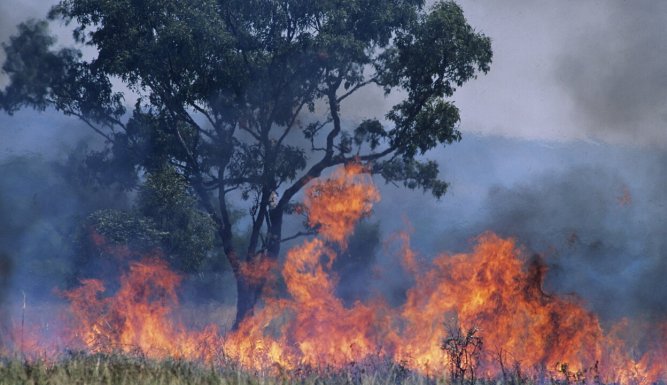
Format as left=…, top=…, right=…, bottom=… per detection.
left=0, top=0, right=492, bottom=328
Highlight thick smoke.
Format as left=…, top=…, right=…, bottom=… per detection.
left=478, top=166, right=660, bottom=320
left=368, top=135, right=667, bottom=323
left=419, top=151, right=667, bottom=323
left=556, top=2, right=667, bottom=146
left=0, top=142, right=134, bottom=307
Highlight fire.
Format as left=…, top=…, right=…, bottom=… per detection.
left=3, top=163, right=667, bottom=384
left=62, top=259, right=219, bottom=361
left=305, top=163, right=380, bottom=246
left=223, top=164, right=387, bottom=369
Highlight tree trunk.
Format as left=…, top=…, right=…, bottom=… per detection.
left=231, top=208, right=284, bottom=330
left=233, top=274, right=261, bottom=329
left=266, top=207, right=283, bottom=257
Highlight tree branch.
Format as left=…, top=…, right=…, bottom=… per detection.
left=336, top=76, right=379, bottom=103
left=186, top=103, right=217, bottom=141
left=64, top=109, right=115, bottom=143
left=277, top=99, right=306, bottom=146
left=273, top=75, right=348, bottom=211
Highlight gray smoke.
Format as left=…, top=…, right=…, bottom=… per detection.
left=555, top=1, right=667, bottom=147
left=369, top=134, right=667, bottom=323
left=461, top=159, right=667, bottom=322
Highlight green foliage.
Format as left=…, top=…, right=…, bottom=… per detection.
left=76, top=167, right=217, bottom=274
left=0, top=19, right=125, bottom=124
left=376, top=158, right=449, bottom=199
left=86, top=209, right=165, bottom=247
left=0, top=0, right=491, bottom=208
left=138, top=167, right=217, bottom=273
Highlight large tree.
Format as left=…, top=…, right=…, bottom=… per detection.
left=0, top=0, right=491, bottom=328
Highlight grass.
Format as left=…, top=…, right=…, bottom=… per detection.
left=0, top=355, right=225, bottom=385
left=0, top=354, right=441, bottom=385
left=0, top=354, right=630, bottom=385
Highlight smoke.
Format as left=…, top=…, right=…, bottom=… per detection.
left=364, top=133, right=667, bottom=324
left=555, top=1, right=667, bottom=147
left=478, top=167, right=647, bottom=320
left=427, top=151, right=667, bottom=322
left=0, top=146, right=134, bottom=309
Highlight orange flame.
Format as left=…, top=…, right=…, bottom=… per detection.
left=305, top=163, right=380, bottom=246
left=62, top=259, right=219, bottom=361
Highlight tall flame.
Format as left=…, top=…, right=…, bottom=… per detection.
left=305, top=163, right=380, bottom=246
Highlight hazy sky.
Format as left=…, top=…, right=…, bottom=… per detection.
left=453, top=1, right=667, bottom=147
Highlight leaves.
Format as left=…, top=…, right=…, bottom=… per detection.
left=376, top=158, right=449, bottom=199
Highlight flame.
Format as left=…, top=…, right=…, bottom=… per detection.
left=62, top=259, right=219, bottom=361
left=305, top=163, right=380, bottom=246
left=239, top=257, right=278, bottom=287
left=3, top=164, right=667, bottom=384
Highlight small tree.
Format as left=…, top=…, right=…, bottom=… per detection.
left=0, top=0, right=492, bottom=328
left=442, top=322, right=484, bottom=384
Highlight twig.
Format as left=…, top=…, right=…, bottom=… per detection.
left=20, top=291, right=25, bottom=357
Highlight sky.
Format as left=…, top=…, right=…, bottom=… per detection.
left=1, top=1, right=667, bottom=322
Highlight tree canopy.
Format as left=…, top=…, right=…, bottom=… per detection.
left=0, top=0, right=492, bottom=327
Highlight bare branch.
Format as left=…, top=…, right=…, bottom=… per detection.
left=280, top=230, right=316, bottom=243
left=187, top=103, right=224, bottom=143
left=64, top=110, right=115, bottom=143
left=190, top=102, right=218, bottom=130
left=239, top=123, right=261, bottom=141
left=277, top=100, right=306, bottom=145
left=336, top=76, right=379, bottom=103
left=255, top=230, right=317, bottom=256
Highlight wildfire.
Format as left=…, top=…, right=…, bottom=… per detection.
left=3, top=164, right=666, bottom=384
